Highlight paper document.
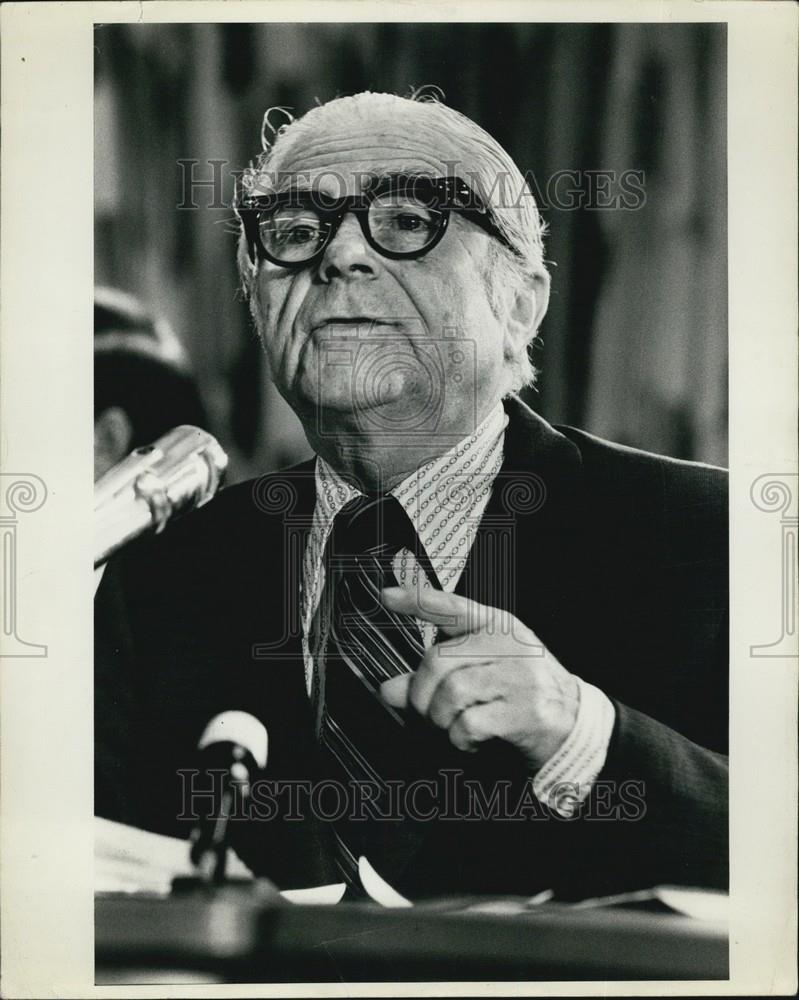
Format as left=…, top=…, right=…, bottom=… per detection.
left=358, top=856, right=413, bottom=907
left=95, top=817, right=345, bottom=904
left=95, top=817, right=252, bottom=894
left=573, top=885, right=729, bottom=922
left=280, top=884, right=346, bottom=905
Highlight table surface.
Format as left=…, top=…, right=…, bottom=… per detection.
left=96, top=887, right=729, bottom=984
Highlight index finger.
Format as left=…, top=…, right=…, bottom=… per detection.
left=380, top=586, right=494, bottom=637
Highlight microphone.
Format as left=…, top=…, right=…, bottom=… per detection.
left=189, top=711, right=269, bottom=884
left=94, top=425, right=228, bottom=568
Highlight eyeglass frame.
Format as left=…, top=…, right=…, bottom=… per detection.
left=236, top=174, right=518, bottom=269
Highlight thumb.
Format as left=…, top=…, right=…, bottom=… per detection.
left=379, top=672, right=411, bottom=709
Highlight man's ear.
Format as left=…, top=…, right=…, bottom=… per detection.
left=503, top=269, right=551, bottom=363
left=94, top=406, right=133, bottom=480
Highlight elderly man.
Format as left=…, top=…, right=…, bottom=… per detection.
left=95, top=93, right=727, bottom=901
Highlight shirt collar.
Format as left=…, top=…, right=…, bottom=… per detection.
left=314, top=401, right=508, bottom=571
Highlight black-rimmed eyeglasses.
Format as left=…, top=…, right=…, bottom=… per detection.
left=237, top=175, right=515, bottom=269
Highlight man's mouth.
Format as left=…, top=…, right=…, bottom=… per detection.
left=311, top=317, right=398, bottom=332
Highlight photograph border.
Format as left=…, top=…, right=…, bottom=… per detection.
left=1, top=2, right=796, bottom=997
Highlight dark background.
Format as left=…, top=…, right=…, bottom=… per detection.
left=95, top=22, right=727, bottom=483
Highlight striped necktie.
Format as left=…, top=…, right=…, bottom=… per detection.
left=316, top=493, right=431, bottom=886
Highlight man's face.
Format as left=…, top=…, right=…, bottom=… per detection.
left=250, top=107, right=519, bottom=447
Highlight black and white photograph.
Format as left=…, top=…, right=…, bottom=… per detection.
left=0, top=3, right=796, bottom=997
left=93, top=18, right=730, bottom=982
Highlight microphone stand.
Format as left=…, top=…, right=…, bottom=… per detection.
left=188, top=745, right=252, bottom=887
left=177, top=713, right=269, bottom=895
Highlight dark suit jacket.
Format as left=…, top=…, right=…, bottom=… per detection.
left=95, top=396, right=728, bottom=900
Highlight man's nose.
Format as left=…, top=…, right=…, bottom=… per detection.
left=319, top=213, right=377, bottom=282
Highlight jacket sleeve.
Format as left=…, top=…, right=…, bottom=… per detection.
left=559, top=699, right=729, bottom=898
left=524, top=434, right=729, bottom=900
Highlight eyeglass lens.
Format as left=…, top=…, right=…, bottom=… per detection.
left=258, top=192, right=444, bottom=264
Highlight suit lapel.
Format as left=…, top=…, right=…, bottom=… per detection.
left=454, top=395, right=586, bottom=634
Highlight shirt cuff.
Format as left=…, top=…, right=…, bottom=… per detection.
left=531, top=678, right=616, bottom=818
